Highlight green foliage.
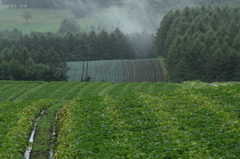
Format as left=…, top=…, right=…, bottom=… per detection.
left=0, top=46, right=69, bottom=81
left=22, top=10, right=32, bottom=24
left=1, top=80, right=240, bottom=158
left=156, top=6, right=240, bottom=82
left=55, top=85, right=240, bottom=158
left=0, top=99, right=57, bottom=158
left=0, top=28, right=136, bottom=63
left=58, top=17, right=80, bottom=33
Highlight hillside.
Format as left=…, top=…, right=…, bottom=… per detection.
left=1, top=80, right=240, bottom=158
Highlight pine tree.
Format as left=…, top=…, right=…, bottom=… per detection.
left=35, top=47, right=47, bottom=64
left=223, top=48, right=237, bottom=81
left=58, top=17, right=80, bottom=33
left=206, top=47, right=225, bottom=82
left=19, top=47, right=29, bottom=64
left=2, top=47, right=12, bottom=62
left=47, top=47, right=60, bottom=69
left=97, top=30, right=110, bottom=60
left=166, top=36, right=182, bottom=81
left=88, top=31, right=98, bottom=60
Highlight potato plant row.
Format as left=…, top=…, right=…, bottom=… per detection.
left=0, top=99, right=58, bottom=158
left=0, top=81, right=239, bottom=158
left=55, top=86, right=240, bottom=158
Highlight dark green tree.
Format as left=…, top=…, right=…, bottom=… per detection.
left=22, top=10, right=33, bottom=24
left=58, top=17, right=80, bottom=33
left=19, top=47, right=29, bottom=64
left=35, top=47, right=47, bottom=64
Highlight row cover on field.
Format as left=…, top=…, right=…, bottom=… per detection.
left=55, top=86, right=240, bottom=158
left=66, top=59, right=164, bottom=83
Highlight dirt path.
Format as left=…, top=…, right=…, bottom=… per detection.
left=25, top=103, right=64, bottom=159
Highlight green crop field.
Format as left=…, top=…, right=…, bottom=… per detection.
left=0, top=5, right=129, bottom=34
left=0, top=80, right=240, bottom=158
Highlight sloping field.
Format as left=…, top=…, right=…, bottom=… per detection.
left=67, top=59, right=164, bottom=83
left=56, top=88, right=240, bottom=158
left=1, top=80, right=240, bottom=158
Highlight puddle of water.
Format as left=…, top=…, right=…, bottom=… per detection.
left=49, top=115, right=57, bottom=159
left=24, top=110, right=45, bottom=159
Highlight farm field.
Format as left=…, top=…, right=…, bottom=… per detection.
left=0, top=5, right=130, bottom=34
left=0, top=80, right=240, bottom=158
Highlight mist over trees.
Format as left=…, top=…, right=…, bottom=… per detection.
left=0, top=27, right=157, bottom=81
left=2, top=0, right=124, bottom=8
left=58, top=17, right=80, bottom=33
left=128, top=0, right=240, bottom=32
left=155, top=6, right=240, bottom=83
left=2, top=0, right=240, bottom=82
left=0, top=27, right=156, bottom=61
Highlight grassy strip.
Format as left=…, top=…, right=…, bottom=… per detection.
left=0, top=82, right=39, bottom=103
left=30, top=103, right=64, bottom=159
left=8, top=82, right=43, bottom=102
left=17, top=82, right=66, bottom=101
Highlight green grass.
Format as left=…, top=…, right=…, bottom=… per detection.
left=0, top=81, right=43, bottom=102
left=0, top=6, right=71, bottom=33
left=0, top=5, right=130, bottom=34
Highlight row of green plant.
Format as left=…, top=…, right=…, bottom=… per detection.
left=0, top=99, right=57, bottom=158
left=1, top=80, right=239, bottom=158
left=0, top=81, right=197, bottom=103
left=2, top=80, right=238, bottom=103
left=55, top=85, right=240, bottom=158
left=0, top=81, right=43, bottom=102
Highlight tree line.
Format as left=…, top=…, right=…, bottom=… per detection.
left=156, top=5, right=240, bottom=83
left=0, top=46, right=68, bottom=81
left=0, top=27, right=155, bottom=81
left=0, top=28, right=134, bottom=61
left=128, top=0, right=240, bottom=32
